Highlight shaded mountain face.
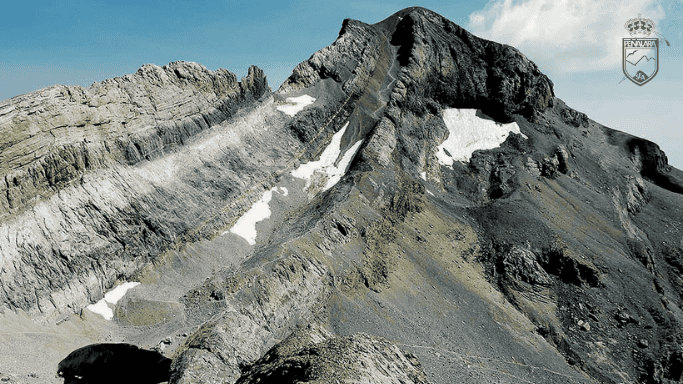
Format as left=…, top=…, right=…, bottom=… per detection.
left=1, top=6, right=683, bottom=384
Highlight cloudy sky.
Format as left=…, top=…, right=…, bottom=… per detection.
left=1, top=0, right=681, bottom=167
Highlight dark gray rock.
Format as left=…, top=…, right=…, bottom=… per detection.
left=502, top=244, right=552, bottom=287
left=561, top=107, right=589, bottom=128
left=236, top=333, right=430, bottom=384
left=382, top=7, right=554, bottom=122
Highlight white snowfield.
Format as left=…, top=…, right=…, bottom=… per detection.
left=224, top=187, right=288, bottom=245
left=291, top=122, right=363, bottom=192
left=86, top=281, right=140, bottom=320
left=276, top=95, right=316, bottom=116
left=437, top=108, right=526, bottom=167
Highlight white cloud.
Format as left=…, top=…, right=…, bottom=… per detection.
left=467, top=0, right=665, bottom=74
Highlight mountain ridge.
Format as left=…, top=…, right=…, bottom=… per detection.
left=1, top=6, right=683, bottom=384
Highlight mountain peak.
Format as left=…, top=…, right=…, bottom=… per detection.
left=282, top=6, right=554, bottom=124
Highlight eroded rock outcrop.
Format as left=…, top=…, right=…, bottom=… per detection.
left=0, top=61, right=273, bottom=319
left=237, top=332, right=430, bottom=384
left=171, top=253, right=332, bottom=384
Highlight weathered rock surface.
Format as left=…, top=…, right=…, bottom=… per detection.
left=170, top=253, right=332, bottom=384
left=0, top=61, right=276, bottom=319
left=237, top=332, right=430, bottom=384
left=1, top=62, right=267, bottom=213
left=2, top=6, right=683, bottom=384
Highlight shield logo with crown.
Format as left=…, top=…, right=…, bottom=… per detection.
left=623, top=14, right=659, bottom=85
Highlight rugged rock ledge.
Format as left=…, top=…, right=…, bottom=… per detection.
left=236, top=330, right=430, bottom=384
left=0, top=62, right=267, bottom=216
left=0, top=62, right=273, bottom=319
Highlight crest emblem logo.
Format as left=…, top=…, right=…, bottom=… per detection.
left=621, top=14, right=666, bottom=86
left=623, top=38, right=658, bottom=85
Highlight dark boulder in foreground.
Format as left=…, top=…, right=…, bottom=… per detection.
left=57, top=343, right=171, bottom=384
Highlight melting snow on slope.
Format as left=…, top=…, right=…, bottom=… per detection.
left=325, top=139, right=363, bottom=191
left=277, top=95, right=316, bottom=116
left=86, top=282, right=140, bottom=320
left=291, top=122, right=363, bottom=192
left=224, top=187, right=288, bottom=245
left=437, top=109, right=526, bottom=167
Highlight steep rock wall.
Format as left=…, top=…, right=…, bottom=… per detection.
left=0, top=62, right=273, bottom=319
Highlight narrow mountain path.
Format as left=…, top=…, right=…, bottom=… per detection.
left=342, top=34, right=400, bottom=147
left=373, top=44, right=399, bottom=119
left=371, top=36, right=400, bottom=120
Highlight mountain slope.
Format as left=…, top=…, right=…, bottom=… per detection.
left=1, top=6, right=683, bottom=384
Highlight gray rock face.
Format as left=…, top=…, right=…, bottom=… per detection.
left=0, top=61, right=273, bottom=319
left=1, top=62, right=267, bottom=214
left=384, top=7, right=554, bottom=122
left=236, top=332, right=429, bottom=384
left=502, top=244, right=552, bottom=288
left=171, top=254, right=331, bottom=384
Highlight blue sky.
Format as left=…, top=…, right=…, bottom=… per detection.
left=1, top=0, right=682, bottom=168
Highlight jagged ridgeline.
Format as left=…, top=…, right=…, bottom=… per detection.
left=1, top=6, right=683, bottom=384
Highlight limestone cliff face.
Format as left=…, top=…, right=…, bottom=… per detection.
left=282, top=7, right=554, bottom=119
left=1, top=62, right=268, bottom=214
left=0, top=62, right=272, bottom=319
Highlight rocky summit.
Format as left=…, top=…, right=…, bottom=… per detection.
left=1, top=6, right=683, bottom=384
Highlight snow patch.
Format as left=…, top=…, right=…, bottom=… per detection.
left=277, top=95, right=316, bottom=116
left=223, top=187, right=287, bottom=245
left=420, top=172, right=426, bottom=181
left=437, top=109, right=525, bottom=167
left=86, top=300, right=114, bottom=320
left=86, top=282, right=140, bottom=320
left=291, top=122, right=363, bottom=192
left=427, top=189, right=435, bottom=196
left=324, top=139, right=363, bottom=191
left=292, top=122, right=349, bottom=182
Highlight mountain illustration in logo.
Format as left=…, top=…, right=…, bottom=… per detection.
left=625, top=49, right=656, bottom=65
left=625, top=49, right=657, bottom=82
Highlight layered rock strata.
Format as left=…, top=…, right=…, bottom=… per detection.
left=0, top=62, right=271, bottom=319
